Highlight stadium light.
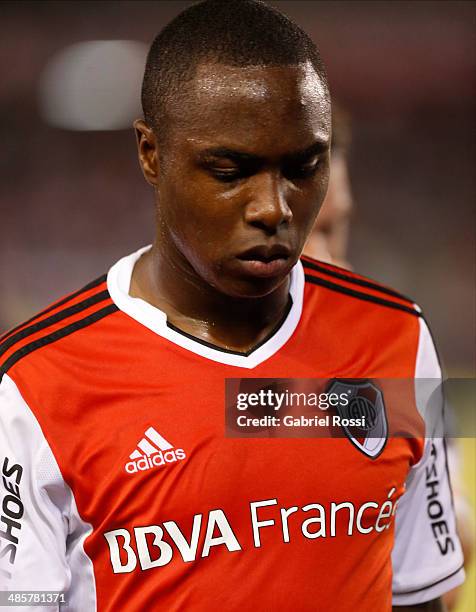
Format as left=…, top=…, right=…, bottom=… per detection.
left=38, top=40, right=148, bottom=131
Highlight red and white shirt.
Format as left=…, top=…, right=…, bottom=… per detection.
left=0, top=246, right=464, bottom=611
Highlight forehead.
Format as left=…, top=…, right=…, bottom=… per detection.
left=167, top=61, right=331, bottom=153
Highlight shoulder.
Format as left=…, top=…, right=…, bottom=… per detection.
left=298, top=255, right=430, bottom=377
left=0, top=274, right=118, bottom=384
left=300, top=254, right=422, bottom=319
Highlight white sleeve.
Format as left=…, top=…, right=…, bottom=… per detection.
left=0, top=374, right=96, bottom=611
left=391, top=318, right=465, bottom=606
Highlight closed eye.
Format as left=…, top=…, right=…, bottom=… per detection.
left=283, top=156, right=321, bottom=180
left=207, top=161, right=259, bottom=183
left=209, top=167, right=243, bottom=182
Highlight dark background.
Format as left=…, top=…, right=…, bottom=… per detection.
left=1, top=0, right=475, bottom=374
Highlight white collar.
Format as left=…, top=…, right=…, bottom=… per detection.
left=107, top=245, right=304, bottom=369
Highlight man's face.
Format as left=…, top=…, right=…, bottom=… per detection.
left=151, top=61, right=331, bottom=298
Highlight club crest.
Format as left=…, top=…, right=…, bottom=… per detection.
left=327, top=380, right=388, bottom=459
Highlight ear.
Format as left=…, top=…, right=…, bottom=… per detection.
left=133, top=119, right=159, bottom=186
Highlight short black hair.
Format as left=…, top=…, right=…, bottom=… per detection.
left=141, top=0, right=329, bottom=133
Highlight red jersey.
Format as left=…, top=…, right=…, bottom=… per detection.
left=0, top=247, right=464, bottom=611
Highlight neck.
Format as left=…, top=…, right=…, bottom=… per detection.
left=129, top=241, right=292, bottom=353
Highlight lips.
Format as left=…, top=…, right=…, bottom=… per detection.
left=237, top=244, right=291, bottom=263
left=235, top=244, right=292, bottom=278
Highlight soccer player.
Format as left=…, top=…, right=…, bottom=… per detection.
left=0, top=1, right=464, bottom=610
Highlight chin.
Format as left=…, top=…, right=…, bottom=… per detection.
left=216, top=273, right=290, bottom=300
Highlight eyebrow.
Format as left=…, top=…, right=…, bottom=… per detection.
left=198, top=139, right=329, bottom=164
left=285, top=140, right=329, bottom=162
left=198, top=148, right=258, bottom=164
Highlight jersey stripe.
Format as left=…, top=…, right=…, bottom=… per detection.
left=392, top=564, right=464, bottom=595
left=304, top=273, right=421, bottom=316
left=0, top=301, right=115, bottom=367
left=0, top=303, right=118, bottom=379
left=0, top=290, right=110, bottom=359
left=301, top=257, right=414, bottom=304
left=0, top=274, right=107, bottom=343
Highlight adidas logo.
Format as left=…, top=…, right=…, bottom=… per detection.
left=125, top=427, right=186, bottom=474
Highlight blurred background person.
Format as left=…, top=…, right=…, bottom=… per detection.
left=304, top=103, right=475, bottom=612
left=304, top=104, right=352, bottom=269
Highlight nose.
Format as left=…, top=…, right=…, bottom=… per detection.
left=244, top=172, right=293, bottom=234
